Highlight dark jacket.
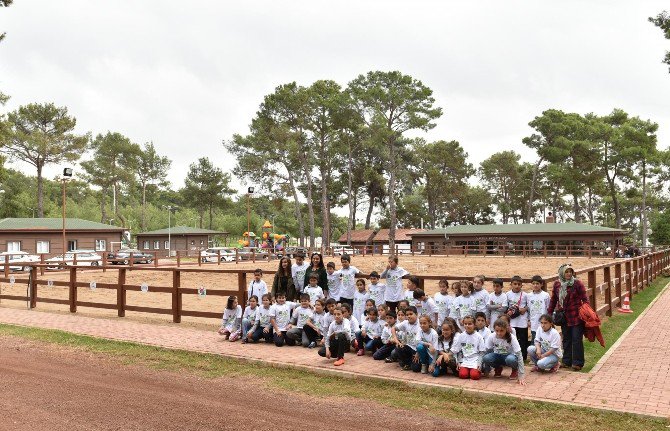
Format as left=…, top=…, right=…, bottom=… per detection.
left=303, top=266, right=328, bottom=292
left=272, top=271, right=296, bottom=302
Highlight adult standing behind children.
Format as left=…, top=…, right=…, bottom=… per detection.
left=548, top=264, right=588, bottom=371
left=272, top=257, right=296, bottom=301
left=382, top=256, right=409, bottom=313
left=303, top=252, right=328, bottom=295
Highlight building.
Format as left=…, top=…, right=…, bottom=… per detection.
left=371, top=229, right=425, bottom=254
left=337, top=229, right=377, bottom=248
left=0, top=218, right=124, bottom=256
left=136, top=226, right=228, bottom=257
left=408, top=223, right=626, bottom=255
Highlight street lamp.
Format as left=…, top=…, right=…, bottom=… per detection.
left=62, top=168, right=73, bottom=262
left=247, top=186, right=255, bottom=238
left=163, top=205, right=177, bottom=256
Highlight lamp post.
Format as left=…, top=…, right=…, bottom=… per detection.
left=62, top=168, right=73, bottom=262
left=164, top=205, right=176, bottom=256
left=246, top=186, right=255, bottom=238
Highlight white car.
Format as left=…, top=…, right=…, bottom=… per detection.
left=0, top=251, right=41, bottom=271
left=200, top=247, right=236, bottom=262
left=46, top=250, right=102, bottom=268
left=333, top=246, right=356, bottom=256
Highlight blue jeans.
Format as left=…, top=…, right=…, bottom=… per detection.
left=432, top=356, right=458, bottom=377
left=373, top=343, right=394, bottom=360
left=482, top=352, right=518, bottom=371
left=242, top=318, right=254, bottom=339
left=416, top=344, right=433, bottom=365
left=527, top=345, right=559, bottom=370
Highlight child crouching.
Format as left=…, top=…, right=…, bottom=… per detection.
left=318, top=306, right=351, bottom=366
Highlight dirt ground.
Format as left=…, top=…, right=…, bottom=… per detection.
left=0, top=255, right=614, bottom=330
left=0, top=335, right=496, bottom=431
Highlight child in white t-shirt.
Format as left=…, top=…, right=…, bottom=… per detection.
left=471, top=275, right=489, bottom=314
left=341, top=303, right=359, bottom=349
left=270, top=292, right=298, bottom=347
left=482, top=317, right=526, bottom=385
left=304, top=273, right=325, bottom=305
left=528, top=314, right=562, bottom=372
left=286, top=293, right=315, bottom=347
left=381, top=256, right=409, bottom=311
left=415, top=289, right=438, bottom=328
left=248, top=269, right=268, bottom=304
left=506, top=276, right=529, bottom=361
left=403, top=276, right=422, bottom=310
left=356, top=307, right=384, bottom=356
left=337, top=255, right=360, bottom=307
left=241, top=295, right=259, bottom=344
left=433, top=279, right=453, bottom=327
left=475, top=312, right=491, bottom=343
left=353, top=279, right=369, bottom=325
left=326, top=262, right=341, bottom=301
left=250, top=294, right=274, bottom=343
left=374, top=311, right=397, bottom=361
left=306, top=299, right=327, bottom=348
left=391, top=306, right=421, bottom=371
left=453, top=281, right=476, bottom=331
left=450, top=315, right=486, bottom=380
left=487, top=278, right=508, bottom=330
left=527, top=275, right=550, bottom=341
left=431, top=320, right=458, bottom=377
left=218, top=295, right=243, bottom=342
left=414, top=315, right=439, bottom=374
left=317, top=306, right=352, bottom=366
left=368, top=271, right=386, bottom=311
left=291, top=253, right=309, bottom=294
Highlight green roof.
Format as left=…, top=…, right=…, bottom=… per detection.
left=137, top=226, right=226, bottom=236
left=0, top=218, right=124, bottom=231
left=411, top=223, right=625, bottom=236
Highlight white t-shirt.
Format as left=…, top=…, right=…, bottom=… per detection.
left=347, top=316, right=360, bottom=338
left=304, top=285, right=325, bottom=305
left=395, top=319, right=421, bottom=350
left=269, top=302, right=297, bottom=331
left=382, top=267, right=409, bottom=302
left=453, top=295, right=475, bottom=329
left=488, top=292, right=509, bottom=330
left=311, top=311, right=327, bottom=333
left=477, top=326, right=492, bottom=343
left=292, top=306, right=314, bottom=329
left=368, top=282, right=386, bottom=308
left=291, top=262, right=309, bottom=293
left=534, top=327, right=563, bottom=358
left=255, top=305, right=273, bottom=328
left=485, top=332, right=522, bottom=355
left=451, top=331, right=486, bottom=369
left=322, top=312, right=334, bottom=333
left=506, top=290, right=529, bottom=328
left=242, top=305, right=258, bottom=323
left=381, top=324, right=395, bottom=344
left=433, top=292, right=453, bottom=326
left=471, top=289, right=489, bottom=313
left=337, top=266, right=360, bottom=299
left=527, top=290, right=550, bottom=332
left=221, top=305, right=242, bottom=332
left=325, top=318, right=352, bottom=347
left=416, top=328, right=439, bottom=350
left=326, top=272, right=341, bottom=301
left=353, top=290, right=369, bottom=324
left=362, top=318, right=384, bottom=339
left=247, top=279, right=268, bottom=302
left=419, top=297, right=438, bottom=322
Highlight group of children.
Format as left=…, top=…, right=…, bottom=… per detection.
left=218, top=255, right=563, bottom=385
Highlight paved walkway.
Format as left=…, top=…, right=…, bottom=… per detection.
left=1, top=284, right=669, bottom=418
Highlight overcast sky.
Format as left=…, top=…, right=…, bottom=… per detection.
left=1, top=1, right=669, bottom=211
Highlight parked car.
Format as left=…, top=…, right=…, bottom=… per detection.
left=282, top=247, right=309, bottom=258
left=0, top=251, right=41, bottom=271
left=46, top=250, right=102, bottom=268
left=107, top=249, right=154, bottom=264
left=200, top=247, right=236, bottom=263
left=332, top=246, right=356, bottom=256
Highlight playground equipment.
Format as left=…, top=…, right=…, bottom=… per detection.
left=236, top=221, right=289, bottom=251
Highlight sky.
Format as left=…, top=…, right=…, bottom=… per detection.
left=1, top=1, right=669, bottom=218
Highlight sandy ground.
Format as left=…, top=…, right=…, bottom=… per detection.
left=0, top=256, right=615, bottom=329
left=0, top=335, right=498, bottom=431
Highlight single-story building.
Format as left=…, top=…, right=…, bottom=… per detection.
left=409, top=223, right=626, bottom=255
left=372, top=229, right=425, bottom=254
left=136, top=226, right=228, bottom=257
left=0, top=218, right=125, bottom=256
left=337, top=229, right=377, bottom=248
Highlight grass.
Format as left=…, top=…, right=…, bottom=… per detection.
left=1, top=323, right=668, bottom=431
left=583, top=276, right=669, bottom=371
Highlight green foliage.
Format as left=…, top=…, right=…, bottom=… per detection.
left=181, top=157, right=235, bottom=229
left=649, top=11, right=670, bottom=73
left=650, top=210, right=670, bottom=245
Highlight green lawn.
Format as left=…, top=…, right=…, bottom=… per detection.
left=1, top=321, right=668, bottom=431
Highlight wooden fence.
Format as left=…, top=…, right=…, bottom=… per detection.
left=0, top=249, right=668, bottom=323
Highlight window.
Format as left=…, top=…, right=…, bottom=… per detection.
left=7, top=241, right=21, bottom=252
left=143, top=241, right=150, bottom=249
left=95, top=240, right=106, bottom=251
left=200, top=240, right=204, bottom=245
left=36, top=240, right=50, bottom=254
left=164, top=240, right=169, bottom=250
left=67, top=240, right=77, bottom=252
left=153, top=240, right=160, bottom=250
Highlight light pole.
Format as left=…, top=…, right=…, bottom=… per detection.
left=164, top=205, right=176, bottom=256
left=246, top=186, right=255, bottom=238
left=62, top=168, right=73, bottom=261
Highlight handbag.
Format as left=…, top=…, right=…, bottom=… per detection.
left=553, top=309, right=566, bottom=326
left=507, top=292, right=523, bottom=319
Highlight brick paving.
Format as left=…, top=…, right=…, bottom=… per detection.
left=1, top=284, right=669, bottom=418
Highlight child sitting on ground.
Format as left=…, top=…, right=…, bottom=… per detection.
left=374, top=311, right=397, bottom=361
left=241, top=295, right=259, bottom=344
left=528, top=314, right=562, bottom=373
left=307, top=298, right=327, bottom=348
left=318, top=306, right=351, bottom=366
left=431, top=321, right=459, bottom=377
left=286, top=294, right=315, bottom=347
left=414, top=315, right=438, bottom=374
left=391, top=305, right=421, bottom=371
left=340, top=303, right=359, bottom=350
left=356, top=307, right=384, bottom=356
left=450, top=315, right=486, bottom=380
left=218, top=295, right=243, bottom=341
left=250, top=294, right=274, bottom=343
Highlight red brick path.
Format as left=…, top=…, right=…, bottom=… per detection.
left=1, top=283, right=668, bottom=418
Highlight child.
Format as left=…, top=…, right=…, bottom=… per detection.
left=270, top=292, right=298, bottom=347
left=382, top=256, right=409, bottom=312
left=306, top=299, right=327, bottom=348
left=248, top=269, right=268, bottom=303
left=241, top=295, right=259, bottom=344
left=527, top=314, right=562, bottom=372
left=386, top=308, right=406, bottom=363
left=414, top=315, right=438, bottom=374
left=453, top=281, right=475, bottom=331
left=364, top=299, right=376, bottom=321
left=404, top=276, right=422, bottom=310
left=374, top=311, right=397, bottom=361
left=337, top=255, right=360, bottom=308
left=304, top=273, right=325, bottom=306
left=527, top=275, right=550, bottom=342
left=251, top=294, right=274, bottom=343
left=322, top=297, right=337, bottom=337
left=483, top=318, right=526, bottom=385
left=353, top=279, right=369, bottom=325
left=434, top=279, right=453, bottom=327
left=291, top=253, right=309, bottom=294
left=391, top=306, right=421, bottom=371
left=377, top=303, right=389, bottom=321
left=286, top=294, right=314, bottom=347
left=471, top=275, right=489, bottom=314
left=431, top=321, right=458, bottom=377
left=341, top=303, right=359, bottom=349
left=415, top=289, right=438, bottom=328
left=357, top=308, right=384, bottom=356
left=318, top=306, right=352, bottom=366
left=475, top=311, right=491, bottom=342
left=398, top=299, right=410, bottom=310
left=506, top=275, right=529, bottom=361
left=498, top=314, right=516, bottom=336
left=487, top=278, right=508, bottom=330
left=450, top=315, right=486, bottom=380
left=368, top=271, right=386, bottom=311
left=218, top=295, right=243, bottom=341
left=326, top=262, right=341, bottom=301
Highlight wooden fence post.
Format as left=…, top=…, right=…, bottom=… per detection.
left=117, top=267, right=126, bottom=317
left=40, top=254, right=45, bottom=275
left=69, top=267, right=77, bottom=313
left=30, top=266, right=38, bottom=308
left=198, top=250, right=202, bottom=267
left=176, top=251, right=181, bottom=268
left=625, top=260, right=632, bottom=299
left=172, top=270, right=181, bottom=323
left=614, top=263, right=622, bottom=307
left=632, top=258, right=639, bottom=295
left=238, top=272, right=248, bottom=305
left=217, top=249, right=221, bottom=266
left=603, top=266, right=612, bottom=317
left=587, top=270, right=597, bottom=311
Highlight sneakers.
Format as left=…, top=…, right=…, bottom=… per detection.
left=531, top=365, right=539, bottom=372
left=421, top=364, right=428, bottom=374
left=572, top=365, right=583, bottom=371
left=493, top=367, right=503, bottom=378
left=353, top=339, right=359, bottom=350
left=357, top=349, right=365, bottom=356
left=307, top=342, right=317, bottom=349
left=334, top=358, right=345, bottom=366
left=550, top=364, right=559, bottom=373
left=229, top=332, right=241, bottom=342
left=509, top=369, right=519, bottom=380
left=401, top=364, right=412, bottom=371
left=385, top=357, right=395, bottom=363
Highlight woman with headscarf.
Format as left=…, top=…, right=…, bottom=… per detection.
left=547, top=264, right=588, bottom=371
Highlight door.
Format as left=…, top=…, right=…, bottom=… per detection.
left=67, top=240, right=77, bottom=251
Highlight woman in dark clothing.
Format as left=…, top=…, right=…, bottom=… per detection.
left=548, top=263, right=588, bottom=371
left=272, top=257, right=296, bottom=301
left=303, top=252, right=328, bottom=295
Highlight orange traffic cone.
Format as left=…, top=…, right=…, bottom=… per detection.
left=617, top=294, right=633, bottom=314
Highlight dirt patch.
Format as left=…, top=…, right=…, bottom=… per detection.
left=0, top=335, right=497, bottom=431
